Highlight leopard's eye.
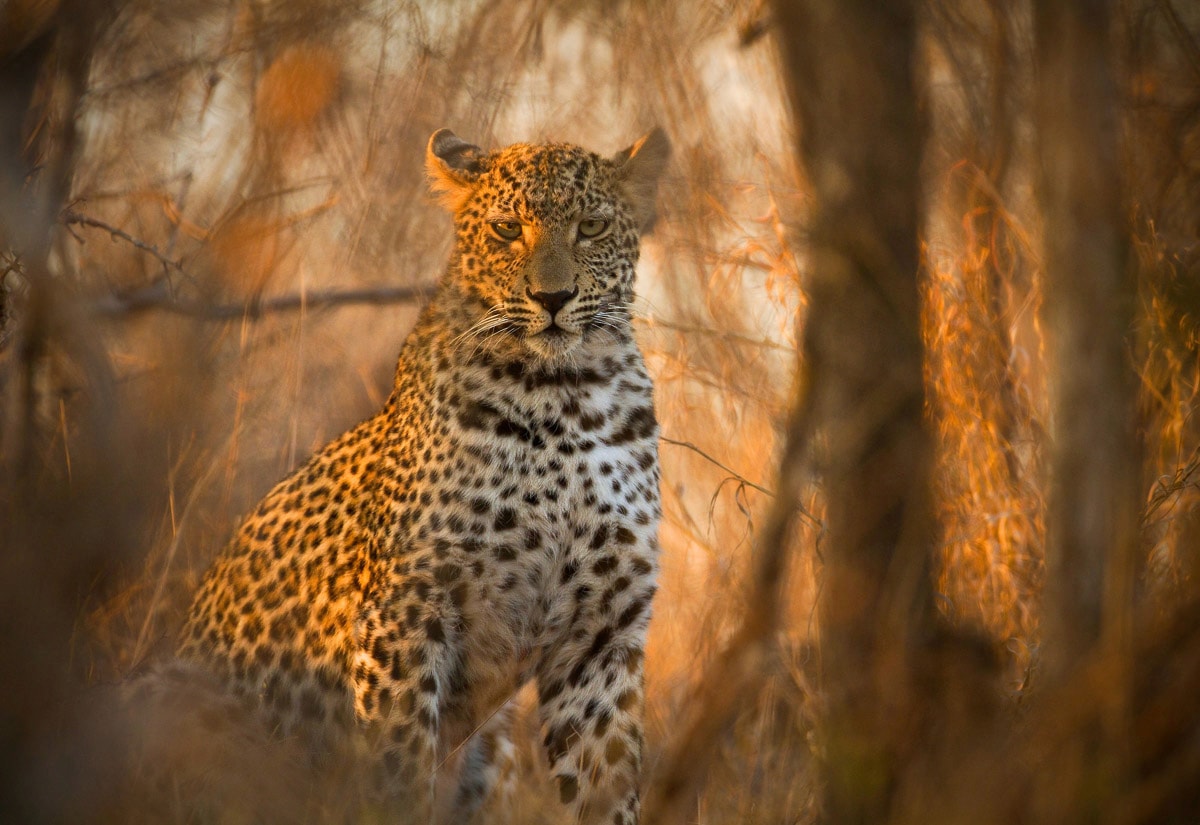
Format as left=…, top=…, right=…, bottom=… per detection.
left=489, top=221, right=522, bottom=241
left=578, top=219, right=609, bottom=239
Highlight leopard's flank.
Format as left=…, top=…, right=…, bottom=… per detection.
left=179, top=127, right=670, bottom=824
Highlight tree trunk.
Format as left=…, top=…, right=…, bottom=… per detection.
left=1034, top=1, right=1138, bottom=819
left=1036, top=0, right=1138, bottom=674
left=772, top=2, right=936, bottom=822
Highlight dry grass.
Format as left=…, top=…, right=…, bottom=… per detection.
left=2, top=0, right=1200, bottom=822
left=923, top=160, right=1046, bottom=684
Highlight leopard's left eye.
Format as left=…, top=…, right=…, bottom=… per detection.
left=578, top=219, right=609, bottom=239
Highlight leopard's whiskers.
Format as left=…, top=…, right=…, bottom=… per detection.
left=451, top=307, right=510, bottom=356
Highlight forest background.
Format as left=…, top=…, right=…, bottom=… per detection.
left=2, top=0, right=1199, bottom=822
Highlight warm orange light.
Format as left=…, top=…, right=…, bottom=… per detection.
left=255, top=44, right=341, bottom=135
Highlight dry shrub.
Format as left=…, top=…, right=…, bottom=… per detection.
left=1127, top=0, right=1200, bottom=607
left=924, top=163, right=1045, bottom=676
left=1136, top=224, right=1200, bottom=606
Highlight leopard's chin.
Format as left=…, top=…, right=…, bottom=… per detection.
left=524, top=326, right=584, bottom=362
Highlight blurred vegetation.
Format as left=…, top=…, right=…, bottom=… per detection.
left=1, top=0, right=1198, bottom=822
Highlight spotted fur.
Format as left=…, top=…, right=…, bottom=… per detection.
left=179, top=128, right=670, bottom=824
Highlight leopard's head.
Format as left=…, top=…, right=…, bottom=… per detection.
left=427, top=128, right=669, bottom=362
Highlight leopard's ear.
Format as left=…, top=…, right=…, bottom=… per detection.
left=427, top=129, right=485, bottom=211
left=612, top=127, right=670, bottom=233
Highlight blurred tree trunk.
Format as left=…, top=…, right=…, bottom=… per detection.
left=772, top=2, right=937, bottom=822
left=1036, top=0, right=1138, bottom=670
left=1, top=5, right=132, bottom=820
left=1034, top=0, right=1138, bottom=818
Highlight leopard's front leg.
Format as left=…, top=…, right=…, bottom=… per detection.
left=353, top=570, right=460, bottom=824
left=537, top=528, right=658, bottom=825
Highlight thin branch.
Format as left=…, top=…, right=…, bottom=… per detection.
left=660, top=434, right=823, bottom=529
left=92, top=281, right=435, bottom=321
left=1142, top=446, right=1200, bottom=526
left=660, top=435, right=775, bottom=497
left=62, top=208, right=188, bottom=276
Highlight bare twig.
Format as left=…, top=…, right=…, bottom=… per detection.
left=660, top=435, right=775, bottom=497
left=1142, top=446, right=1200, bottom=527
left=62, top=208, right=188, bottom=276
left=661, top=433, right=826, bottom=532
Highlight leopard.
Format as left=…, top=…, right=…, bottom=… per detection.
left=177, top=126, right=670, bottom=824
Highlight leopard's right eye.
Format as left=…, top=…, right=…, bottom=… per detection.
left=489, top=221, right=522, bottom=242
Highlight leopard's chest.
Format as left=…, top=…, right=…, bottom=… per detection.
left=406, top=353, right=658, bottom=529
left=384, top=356, right=660, bottom=706
left=444, top=362, right=657, bottom=524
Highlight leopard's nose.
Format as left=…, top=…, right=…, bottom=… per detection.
left=527, top=287, right=578, bottom=318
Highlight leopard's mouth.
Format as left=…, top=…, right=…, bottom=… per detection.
left=525, top=323, right=583, bottom=360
